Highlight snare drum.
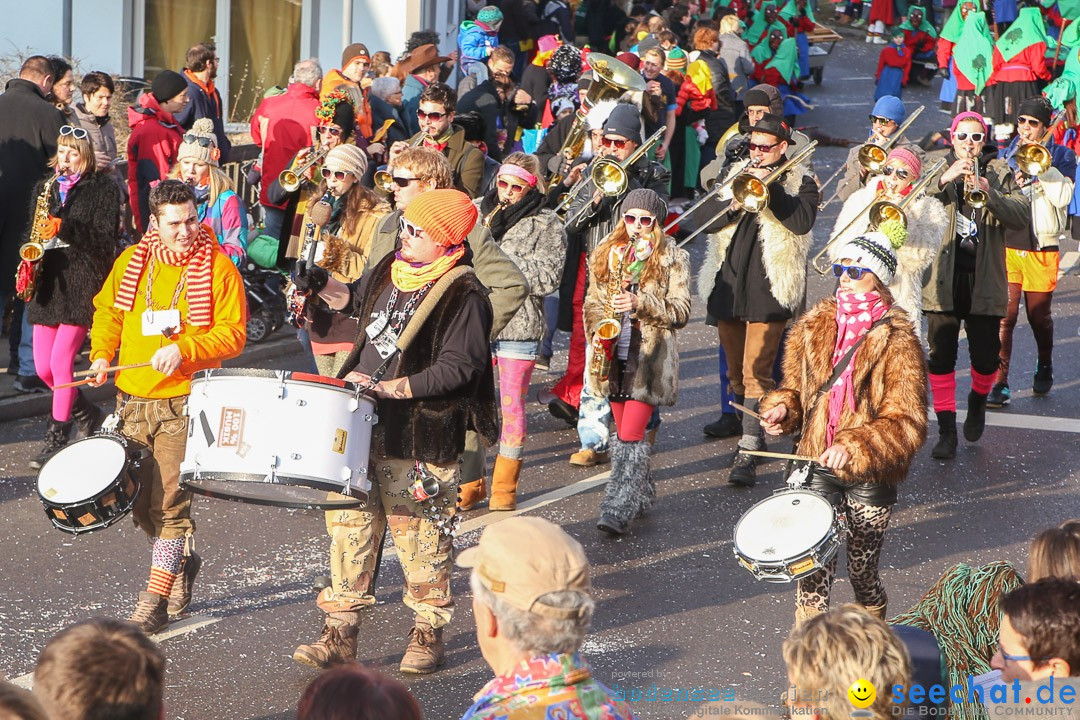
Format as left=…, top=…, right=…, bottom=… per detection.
left=37, top=434, right=145, bottom=534
left=179, top=369, right=376, bottom=510
left=733, top=488, right=845, bottom=583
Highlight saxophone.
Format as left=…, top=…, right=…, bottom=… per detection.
left=481, top=201, right=507, bottom=229
left=589, top=244, right=627, bottom=386
left=15, top=175, right=60, bottom=301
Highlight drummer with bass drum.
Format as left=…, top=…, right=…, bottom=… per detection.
left=87, top=179, right=247, bottom=634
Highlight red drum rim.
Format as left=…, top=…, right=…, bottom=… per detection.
left=190, top=368, right=356, bottom=391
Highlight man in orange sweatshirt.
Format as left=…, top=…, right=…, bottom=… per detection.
left=88, top=179, right=247, bottom=633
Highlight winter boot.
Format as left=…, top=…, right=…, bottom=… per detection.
left=168, top=551, right=201, bottom=616
left=598, top=437, right=652, bottom=534
left=729, top=399, right=764, bottom=486
left=703, top=413, right=741, bottom=438
left=489, top=455, right=523, bottom=511
left=1032, top=362, right=1053, bottom=395
left=794, top=604, right=825, bottom=629
left=71, top=390, right=104, bottom=437
left=861, top=601, right=888, bottom=620
left=128, top=592, right=169, bottom=634
left=29, top=419, right=74, bottom=470
left=293, top=611, right=361, bottom=668
left=963, top=390, right=988, bottom=442
left=400, top=619, right=445, bottom=674
left=930, top=411, right=957, bottom=459
left=457, top=478, right=487, bottom=511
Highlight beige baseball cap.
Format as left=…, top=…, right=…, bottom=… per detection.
left=457, top=517, right=592, bottom=620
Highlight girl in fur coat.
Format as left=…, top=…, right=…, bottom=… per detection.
left=27, top=126, right=121, bottom=468
left=830, top=147, right=947, bottom=336
left=584, top=189, right=692, bottom=535
left=759, top=231, right=928, bottom=626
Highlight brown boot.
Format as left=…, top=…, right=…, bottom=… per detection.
left=399, top=620, right=445, bottom=674
left=489, top=455, right=522, bottom=511
left=128, top=592, right=169, bottom=634
left=168, top=551, right=201, bottom=616
left=457, top=478, right=487, bottom=511
left=862, top=603, right=888, bottom=620
left=794, top=604, right=824, bottom=629
left=293, top=612, right=361, bottom=669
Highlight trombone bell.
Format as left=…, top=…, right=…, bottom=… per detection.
left=858, top=144, right=888, bottom=174
left=868, top=201, right=906, bottom=229
left=591, top=159, right=628, bottom=197
left=1016, top=143, right=1051, bottom=177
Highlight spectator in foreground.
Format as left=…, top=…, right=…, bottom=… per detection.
left=992, top=579, right=1080, bottom=683
left=33, top=618, right=165, bottom=720
left=0, top=681, right=49, bottom=720
left=296, top=664, right=422, bottom=720
left=458, top=516, right=634, bottom=719
left=1028, top=519, right=1080, bottom=582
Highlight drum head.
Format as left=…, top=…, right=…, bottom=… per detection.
left=181, top=473, right=365, bottom=510
left=734, top=490, right=835, bottom=563
left=38, top=437, right=127, bottom=503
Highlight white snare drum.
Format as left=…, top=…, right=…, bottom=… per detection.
left=179, top=369, right=376, bottom=510
left=733, top=489, right=845, bottom=583
left=38, top=434, right=146, bottom=534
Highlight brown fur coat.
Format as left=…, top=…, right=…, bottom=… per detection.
left=759, top=298, right=928, bottom=486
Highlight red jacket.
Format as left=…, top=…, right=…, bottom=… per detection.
left=752, top=62, right=787, bottom=87
left=877, top=45, right=913, bottom=85
left=250, top=83, right=321, bottom=209
left=126, top=92, right=183, bottom=233
left=902, top=28, right=935, bottom=55
left=989, top=44, right=1050, bottom=84
left=936, top=37, right=978, bottom=91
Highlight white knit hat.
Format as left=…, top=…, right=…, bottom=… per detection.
left=177, top=118, right=219, bottom=166
left=830, top=231, right=898, bottom=284
left=323, top=144, right=368, bottom=180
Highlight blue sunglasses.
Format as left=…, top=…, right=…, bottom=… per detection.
left=832, top=263, right=872, bottom=280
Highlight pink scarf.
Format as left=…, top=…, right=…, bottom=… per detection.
left=826, top=291, right=889, bottom=445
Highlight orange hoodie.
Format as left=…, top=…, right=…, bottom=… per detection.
left=90, top=241, right=247, bottom=399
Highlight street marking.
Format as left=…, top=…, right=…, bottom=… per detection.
left=1059, top=250, right=1079, bottom=277
left=952, top=409, right=1080, bottom=434
left=458, top=470, right=611, bottom=535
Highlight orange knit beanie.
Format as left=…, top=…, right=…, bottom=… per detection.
left=403, top=189, right=478, bottom=247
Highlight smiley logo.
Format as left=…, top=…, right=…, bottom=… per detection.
left=848, top=678, right=876, bottom=709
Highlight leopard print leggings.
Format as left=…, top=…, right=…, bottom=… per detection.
left=796, top=497, right=893, bottom=612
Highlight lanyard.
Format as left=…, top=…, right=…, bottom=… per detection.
left=144, top=256, right=187, bottom=312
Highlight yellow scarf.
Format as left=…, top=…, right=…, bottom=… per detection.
left=390, top=245, right=466, bottom=292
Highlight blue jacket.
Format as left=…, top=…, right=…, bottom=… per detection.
left=175, top=70, right=232, bottom=163
left=401, top=74, right=427, bottom=136
left=1000, top=135, right=1077, bottom=180
left=458, top=20, right=499, bottom=65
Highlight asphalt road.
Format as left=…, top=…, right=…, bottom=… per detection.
left=2, top=35, right=1079, bottom=720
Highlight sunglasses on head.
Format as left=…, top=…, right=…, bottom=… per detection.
left=417, top=109, right=447, bottom=121
left=748, top=140, right=779, bottom=152
left=623, top=213, right=656, bottom=228
left=182, top=133, right=214, bottom=147
left=869, top=115, right=895, bottom=125
left=882, top=166, right=911, bottom=180
left=318, top=126, right=342, bottom=136
left=399, top=216, right=424, bottom=238
left=60, top=125, right=88, bottom=140
left=392, top=175, right=419, bottom=188
left=953, top=131, right=984, bottom=142
left=1016, top=116, right=1042, bottom=127
left=497, top=178, right=528, bottom=193
left=601, top=136, right=630, bottom=149
left=832, top=263, right=871, bottom=280
left=321, top=167, right=349, bottom=181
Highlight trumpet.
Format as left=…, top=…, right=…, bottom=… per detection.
left=563, top=127, right=668, bottom=225
left=374, top=134, right=426, bottom=193
left=811, top=158, right=947, bottom=275
left=1014, top=109, right=1066, bottom=177
left=857, top=104, right=924, bottom=174
left=279, top=147, right=329, bottom=194
left=965, top=160, right=988, bottom=208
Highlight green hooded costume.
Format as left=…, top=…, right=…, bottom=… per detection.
left=995, top=7, right=1046, bottom=62
left=1044, top=45, right=1080, bottom=108
left=940, top=1, right=976, bottom=44
left=899, top=10, right=937, bottom=39
left=954, top=11, right=993, bottom=93
left=766, top=37, right=799, bottom=83
left=779, top=0, right=816, bottom=25
left=745, top=2, right=787, bottom=47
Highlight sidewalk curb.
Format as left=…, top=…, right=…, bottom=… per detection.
left=0, top=335, right=297, bottom=425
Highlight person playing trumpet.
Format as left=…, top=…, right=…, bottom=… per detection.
left=924, top=111, right=1030, bottom=460
left=835, top=96, right=921, bottom=203
left=987, top=97, right=1077, bottom=408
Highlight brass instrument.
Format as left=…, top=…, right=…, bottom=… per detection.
left=560, top=127, right=668, bottom=225
left=816, top=164, right=846, bottom=211
left=15, top=175, right=60, bottom=301
left=482, top=201, right=507, bottom=228
left=589, top=244, right=628, bottom=385
left=664, top=157, right=758, bottom=234
left=279, top=147, right=329, bottom=193
left=965, top=160, right=988, bottom=208
left=285, top=193, right=333, bottom=325
left=374, top=134, right=426, bottom=193
left=857, top=104, right=924, bottom=174
left=1014, top=109, right=1066, bottom=177
left=811, top=158, right=947, bottom=274
left=549, top=53, right=646, bottom=188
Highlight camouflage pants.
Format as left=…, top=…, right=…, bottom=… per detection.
left=317, top=454, right=458, bottom=629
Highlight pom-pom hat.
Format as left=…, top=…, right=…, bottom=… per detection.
left=830, top=231, right=900, bottom=284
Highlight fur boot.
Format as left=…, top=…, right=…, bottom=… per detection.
left=598, top=437, right=653, bottom=534
left=457, top=478, right=486, bottom=511
left=489, top=455, right=522, bottom=511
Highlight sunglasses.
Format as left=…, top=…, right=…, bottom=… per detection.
left=953, top=131, right=985, bottom=142
left=869, top=116, right=896, bottom=125
left=748, top=141, right=779, bottom=152
left=497, top=178, right=528, bottom=193
left=318, top=126, right=342, bottom=137
left=392, top=175, right=419, bottom=188
left=399, top=216, right=424, bottom=238
left=623, top=213, right=656, bottom=228
left=600, top=136, right=630, bottom=149
left=832, top=263, right=872, bottom=280
left=882, top=166, right=911, bottom=180
left=182, top=133, right=215, bottom=147
left=60, top=125, right=89, bottom=140
left=417, top=109, right=447, bottom=121
left=1016, top=116, right=1042, bottom=127
left=321, top=167, right=349, bottom=181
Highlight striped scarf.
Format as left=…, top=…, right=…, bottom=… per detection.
left=114, top=225, right=215, bottom=326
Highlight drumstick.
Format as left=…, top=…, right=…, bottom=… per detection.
left=72, top=362, right=152, bottom=378
left=738, top=449, right=819, bottom=462
left=730, top=401, right=763, bottom=421
left=52, top=378, right=95, bottom=390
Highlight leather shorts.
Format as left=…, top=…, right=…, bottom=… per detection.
left=801, top=464, right=898, bottom=508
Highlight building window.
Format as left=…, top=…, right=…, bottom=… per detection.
left=144, top=0, right=217, bottom=79
left=228, top=0, right=301, bottom=122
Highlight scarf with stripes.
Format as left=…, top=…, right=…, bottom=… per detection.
left=114, top=225, right=215, bottom=326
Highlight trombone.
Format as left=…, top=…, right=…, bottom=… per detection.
left=279, top=146, right=329, bottom=193
left=815, top=164, right=846, bottom=211
left=561, top=127, right=667, bottom=224
left=374, top=134, right=426, bottom=193
left=811, top=158, right=947, bottom=274
left=663, top=157, right=758, bottom=233
left=1014, top=109, right=1066, bottom=177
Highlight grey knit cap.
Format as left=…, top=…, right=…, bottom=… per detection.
left=621, top=188, right=668, bottom=224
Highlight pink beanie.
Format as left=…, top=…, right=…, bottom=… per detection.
left=887, top=147, right=921, bottom=178
left=950, top=111, right=987, bottom=134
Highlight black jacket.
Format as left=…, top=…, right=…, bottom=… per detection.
left=695, top=50, right=738, bottom=139
left=0, top=78, right=65, bottom=293
left=457, top=80, right=536, bottom=162
left=175, top=71, right=232, bottom=163
left=27, top=172, right=121, bottom=327
left=494, top=0, right=542, bottom=42
left=537, top=112, right=575, bottom=177
left=368, top=94, right=410, bottom=146
left=586, top=0, right=627, bottom=50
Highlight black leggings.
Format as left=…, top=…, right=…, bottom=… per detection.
left=926, top=272, right=1002, bottom=377
left=998, top=283, right=1053, bottom=384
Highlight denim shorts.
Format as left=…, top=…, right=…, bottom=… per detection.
left=493, top=339, right=539, bottom=360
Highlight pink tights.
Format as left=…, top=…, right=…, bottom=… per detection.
left=611, top=400, right=655, bottom=442
left=33, top=324, right=88, bottom=422
left=496, top=356, right=536, bottom=459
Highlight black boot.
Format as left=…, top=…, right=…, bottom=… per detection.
left=728, top=398, right=763, bottom=486
left=931, top=411, right=957, bottom=460
left=71, top=390, right=104, bottom=437
left=30, top=419, right=74, bottom=470
left=963, top=391, right=987, bottom=442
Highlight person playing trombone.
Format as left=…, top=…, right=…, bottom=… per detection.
left=833, top=96, right=922, bottom=205
left=923, top=111, right=1030, bottom=460
left=987, top=97, right=1077, bottom=409
left=698, top=113, right=818, bottom=487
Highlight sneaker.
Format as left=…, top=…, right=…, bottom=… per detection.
left=728, top=452, right=757, bottom=487
left=400, top=621, right=445, bottom=674
left=167, top=552, right=201, bottom=616
left=14, top=375, right=48, bottom=394
left=535, top=354, right=551, bottom=371
left=569, top=448, right=609, bottom=467
left=852, top=17, right=867, bottom=26
left=1032, top=363, right=1053, bottom=395
left=703, top=413, right=741, bottom=438
left=127, top=592, right=169, bottom=634
left=293, top=613, right=361, bottom=669
left=985, top=383, right=1010, bottom=409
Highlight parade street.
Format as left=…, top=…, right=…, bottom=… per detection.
left=1, top=30, right=1079, bottom=720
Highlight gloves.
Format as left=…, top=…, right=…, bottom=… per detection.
left=293, top=260, right=328, bottom=295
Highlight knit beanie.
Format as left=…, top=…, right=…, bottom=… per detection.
left=1017, top=96, right=1052, bottom=125
left=621, top=188, right=668, bottom=223
left=744, top=84, right=783, bottom=115
left=403, top=189, right=478, bottom=247
left=151, top=70, right=188, bottom=103
left=886, top=147, right=921, bottom=178
left=342, top=43, right=370, bottom=67
left=177, top=118, right=220, bottom=165
left=551, top=44, right=583, bottom=83
left=324, top=144, right=368, bottom=180
left=477, top=6, right=504, bottom=30
left=665, top=47, right=688, bottom=71
left=616, top=51, right=641, bottom=71
left=871, top=95, right=906, bottom=124
left=830, top=232, right=898, bottom=284
left=950, top=110, right=988, bottom=134
left=602, top=103, right=643, bottom=145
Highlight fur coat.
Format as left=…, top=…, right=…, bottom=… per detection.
left=831, top=181, right=948, bottom=337
left=759, top=297, right=928, bottom=487
left=697, top=163, right=816, bottom=313
left=583, top=235, right=692, bottom=406
left=493, top=207, right=567, bottom=342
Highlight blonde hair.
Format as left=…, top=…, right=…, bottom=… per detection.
left=1029, top=519, right=1080, bottom=582
left=783, top=604, right=911, bottom=720
left=167, top=162, right=235, bottom=209
left=719, top=14, right=742, bottom=35
left=48, top=132, right=96, bottom=176
left=500, top=151, right=546, bottom=194
left=591, top=221, right=666, bottom=290
left=396, top=146, right=454, bottom=188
